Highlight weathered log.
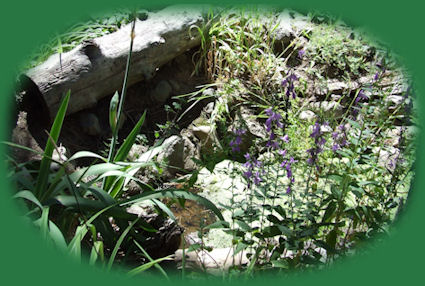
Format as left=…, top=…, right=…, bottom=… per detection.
left=24, top=7, right=207, bottom=118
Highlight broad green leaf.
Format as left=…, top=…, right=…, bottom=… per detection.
left=127, top=256, right=173, bottom=277
left=131, top=240, right=170, bottom=279
left=47, top=220, right=67, bottom=251
left=68, top=205, right=115, bottom=255
left=114, top=110, right=146, bottom=162
left=36, top=90, right=70, bottom=201
left=107, top=217, right=140, bottom=270
left=89, top=241, right=104, bottom=266
left=271, top=259, right=289, bottom=269
left=205, top=220, right=230, bottom=229
left=322, top=201, right=337, bottom=223
left=236, top=219, right=252, bottom=232
left=67, top=151, right=107, bottom=162
left=151, top=199, right=176, bottom=221
left=14, top=190, right=43, bottom=210
left=120, top=188, right=224, bottom=221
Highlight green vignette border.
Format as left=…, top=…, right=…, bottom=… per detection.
left=0, top=0, right=423, bottom=285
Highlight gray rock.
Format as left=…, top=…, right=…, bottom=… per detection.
left=241, top=107, right=267, bottom=140
left=175, top=247, right=248, bottom=275
left=157, top=135, right=185, bottom=178
left=168, top=79, right=181, bottom=92
left=191, top=125, right=211, bottom=142
left=326, top=79, right=359, bottom=95
left=299, top=110, right=316, bottom=121
left=182, top=135, right=200, bottom=171
left=79, top=112, right=102, bottom=136
left=203, top=101, right=215, bottom=115
left=128, top=143, right=149, bottom=161
left=274, top=10, right=312, bottom=41
left=385, top=95, right=405, bottom=106
left=151, top=80, right=172, bottom=104
left=373, top=146, right=400, bottom=172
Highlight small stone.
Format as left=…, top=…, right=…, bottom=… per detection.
left=299, top=110, right=316, bottom=121
left=191, top=125, right=211, bottom=142
left=79, top=112, right=101, bottom=136
left=320, top=124, right=333, bottom=133
left=385, top=95, right=404, bottom=106
left=151, top=80, right=172, bottom=104
left=156, top=135, right=185, bottom=178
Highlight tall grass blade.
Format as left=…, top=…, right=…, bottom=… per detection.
left=128, top=240, right=171, bottom=279
left=106, top=217, right=140, bottom=270
left=36, top=90, right=70, bottom=201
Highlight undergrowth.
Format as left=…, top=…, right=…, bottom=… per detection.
left=8, top=6, right=417, bottom=281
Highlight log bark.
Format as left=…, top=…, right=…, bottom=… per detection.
left=24, top=7, right=206, bottom=118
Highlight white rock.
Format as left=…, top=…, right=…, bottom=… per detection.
left=299, top=110, right=316, bottom=121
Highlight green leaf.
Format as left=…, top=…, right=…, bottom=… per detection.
left=271, top=259, right=289, bottom=269
left=89, top=241, right=104, bottom=266
left=326, top=229, right=338, bottom=252
left=130, top=240, right=170, bottom=279
left=114, top=110, right=146, bottom=162
left=36, top=90, right=70, bottom=201
left=68, top=209, right=108, bottom=255
left=14, top=190, right=43, bottom=210
left=47, top=220, right=67, bottom=250
left=205, top=220, right=230, bottom=229
left=39, top=207, right=50, bottom=240
left=121, top=188, right=224, bottom=221
left=67, top=151, right=107, bottom=162
left=322, top=201, right=337, bottom=223
left=51, top=195, right=137, bottom=220
left=107, top=217, right=140, bottom=270
left=151, top=199, right=176, bottom=221
left=236, top=219, right=252, bottom=232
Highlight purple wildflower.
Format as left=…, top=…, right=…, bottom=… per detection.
left=243, top=169, right=253, bottom=179
left=282, top=71, right=298, bottom=99
left=355, top=89, right=369, bottom=104
left=281, top=134, right=289, bottom=143
left=374, top=71, right=380, bottom=82
left=307, top=121, right=327, bottom=168
left=253, top=171, right=262, bottom=185
left=331, top=125, right=348, bottom=153
left=243, top=153, right=263, bottom=187
left=286, top=186, right=291, bottom=194
left=298, top=49, right=305, bottom=59
left=229, top=128, right=246, bottom=153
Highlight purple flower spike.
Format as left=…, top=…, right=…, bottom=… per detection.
left=298, top=49, right=305, bottom=59
left=278, top=149, right=287, bottom=157
left=281, top=134, right=289, bottom=143
left=355, top=89, right=369, bottom=103
left=253, top=171, right=262, bottom=185
left=374, top=71, right=380, bottom=82
left=286, top=186, right=291, bottom=194
left=243, top=170, right=253, bottom=179
left=244, top=153, right=251, bottom=161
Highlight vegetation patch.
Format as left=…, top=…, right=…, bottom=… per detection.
left=7, top=6, right=417, bottom=281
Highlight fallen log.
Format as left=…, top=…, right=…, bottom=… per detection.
left=24, top=6, right=207, bottom=118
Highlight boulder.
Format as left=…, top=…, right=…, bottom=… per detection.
left=157, top=135, right=185, bottom=178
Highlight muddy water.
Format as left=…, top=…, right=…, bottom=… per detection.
left=164, top=186, right=217, bottom=247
